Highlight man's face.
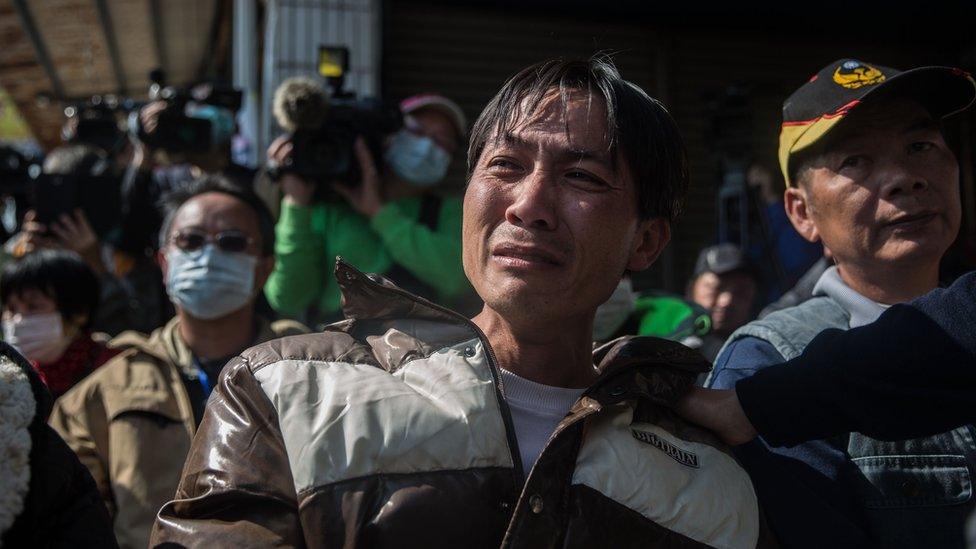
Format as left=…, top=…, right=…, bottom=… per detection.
left=159, top=192, right=274, bottom=306
left=690, top=271, right=756, bottom=334
left=462, top=90, right=668, bottom=323
left=786, top=98, right=961, bottom=274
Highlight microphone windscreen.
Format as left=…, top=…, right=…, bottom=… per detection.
left=272, top=77, right=330, bottom=132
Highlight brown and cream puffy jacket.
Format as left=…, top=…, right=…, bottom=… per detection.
left=152, top=260, right=777, bottom=548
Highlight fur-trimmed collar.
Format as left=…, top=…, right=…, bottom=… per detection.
left=0, top=355, right=34, bottom=544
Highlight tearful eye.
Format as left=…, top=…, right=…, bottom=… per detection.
left=565, top=169, right=608, bottom=187
left=840, top=156, right=863, bottom=170
left=909, top=141, right=935, bottom=153
left=488, top=158, right=521, bottom=171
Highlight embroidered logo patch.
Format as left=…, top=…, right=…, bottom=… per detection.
left=832, top=61, right=885, bottom=89
left=632, top=429, right=700, bottom=468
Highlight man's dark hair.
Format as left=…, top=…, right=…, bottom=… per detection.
left=158, top=175, right=276, bottom=255
left=1, top=249, right=100, bottom=329
left=467, top=56, right=689, bottom=221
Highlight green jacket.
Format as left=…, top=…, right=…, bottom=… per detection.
left=265, top=195, right=470, bottom=320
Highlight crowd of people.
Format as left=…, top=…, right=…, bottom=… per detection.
left=0, top=53, right=974, bottom=549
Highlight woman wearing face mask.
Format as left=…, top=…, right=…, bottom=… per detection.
left=265, top=92, right=476, bottom=326
left=0, top=249, right=119, bottom=400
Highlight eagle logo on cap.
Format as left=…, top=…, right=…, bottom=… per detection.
left=833, top=61, right=886, bottom=89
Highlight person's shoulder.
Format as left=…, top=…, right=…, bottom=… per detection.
left=595, top=336, right=711, bottom=381
left=714, top=336, right=784, bottom=372
left=106, top=328, right=152, bottom=350
left=761, top=295, right=842, bottom=323
left=236, top=329, right=370, bottom=375
left=59, top=350, right=154, bottom=399
left=221, top=330, right=381, bottom=409
left=60, top=328, right=173, bottom=404
left=729, top=296, right=841, bottom=347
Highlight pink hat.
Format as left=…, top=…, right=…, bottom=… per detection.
left=399, top=94, right=467, bottom=137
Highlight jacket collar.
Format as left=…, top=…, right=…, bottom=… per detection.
left=334, top=257, right=710, bottom=406
left=336, top=258, right=466, bottom=326
left=586, top=335, right=710, bottom=408
left=813, top=265, right=889, bottom=328
left=112, top=315, right=278, bottom=377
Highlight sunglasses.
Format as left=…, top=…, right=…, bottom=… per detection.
left=170, top=229, right=254, bottom=254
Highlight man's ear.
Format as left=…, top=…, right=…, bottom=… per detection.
left=626, top=218, right=671, bottom=272
left=784, top=186, right=820, bottom=244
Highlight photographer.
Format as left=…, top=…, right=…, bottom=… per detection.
left=117, top=82, right=251, bottom=257
left=136, top=98, right=249, bottom=183
left=4, top=144, right=166, bottom=335
left=264, top=81, right=471, bottom=324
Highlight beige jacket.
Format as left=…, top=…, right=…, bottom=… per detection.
left=49, top=315, right=307, bottom=549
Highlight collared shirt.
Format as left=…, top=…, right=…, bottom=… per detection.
left=811, top=266, right=889, bottom=328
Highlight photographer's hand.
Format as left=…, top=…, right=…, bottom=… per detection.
left=50, top=209, right=105, bottom=274
left=139, top=101, right=168, bottom=136
left=675, top=386, right=758, bottom=447
left=268, top=135, right=316, bottom=207
left=333, top=137, right=383, bottom=217
left=11, top=210, right=56, bottom=255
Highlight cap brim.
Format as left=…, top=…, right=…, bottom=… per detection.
left=859, top=66, right=976, bottom=119
left=780, top=66, right=975, bottom=186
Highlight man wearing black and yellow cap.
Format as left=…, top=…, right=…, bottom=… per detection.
left=706, top=58, right=976, bottom=548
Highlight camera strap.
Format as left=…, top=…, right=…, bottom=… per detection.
left=417, top=193, right=442, bottom=231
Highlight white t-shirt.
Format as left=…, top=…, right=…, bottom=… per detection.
left=499, top=368, right=586, bottom=476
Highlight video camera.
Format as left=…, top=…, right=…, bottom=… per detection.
left=0, top=145, right=121, bottom=239
left=278, top=47, right=402, bottom=190
left=140, top=70, right=243, bottom=153
left=62, top=95, right=127, bottom=153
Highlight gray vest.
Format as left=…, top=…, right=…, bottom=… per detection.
left=726, top=295, right=976, bottom=549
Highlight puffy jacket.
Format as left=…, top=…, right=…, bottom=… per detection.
left=49, top=315, right=308, bottom=549
left=152, top=260, right=777, bottom=548
left=0, top=341, right=118, bottom=548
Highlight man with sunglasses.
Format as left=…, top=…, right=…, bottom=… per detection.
left=49, top=176, right=308, bottom=549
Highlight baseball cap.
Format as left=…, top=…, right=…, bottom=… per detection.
left=400, top=94, right=468, bottom=138
left=778, top=58, right=976, bottom=186
left=693, top=243, right=751, bottom=278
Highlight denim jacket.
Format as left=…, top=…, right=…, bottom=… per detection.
left=718, top=267, right=976, bottom=548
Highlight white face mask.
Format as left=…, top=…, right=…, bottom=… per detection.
left=384, top=129, right=452, bottom=187
left=3, top=312, right=69, bottom=364
left=165, top=244, right=258, bottom=320
left=593, top=278, right=638, bottom=341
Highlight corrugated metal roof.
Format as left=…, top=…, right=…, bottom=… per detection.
left=0, top=0, right=219, bottom=149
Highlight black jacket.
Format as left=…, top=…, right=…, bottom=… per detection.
left=0, top=342, right=118, bottom=548
left=737, top=270, right=976, bottom=447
